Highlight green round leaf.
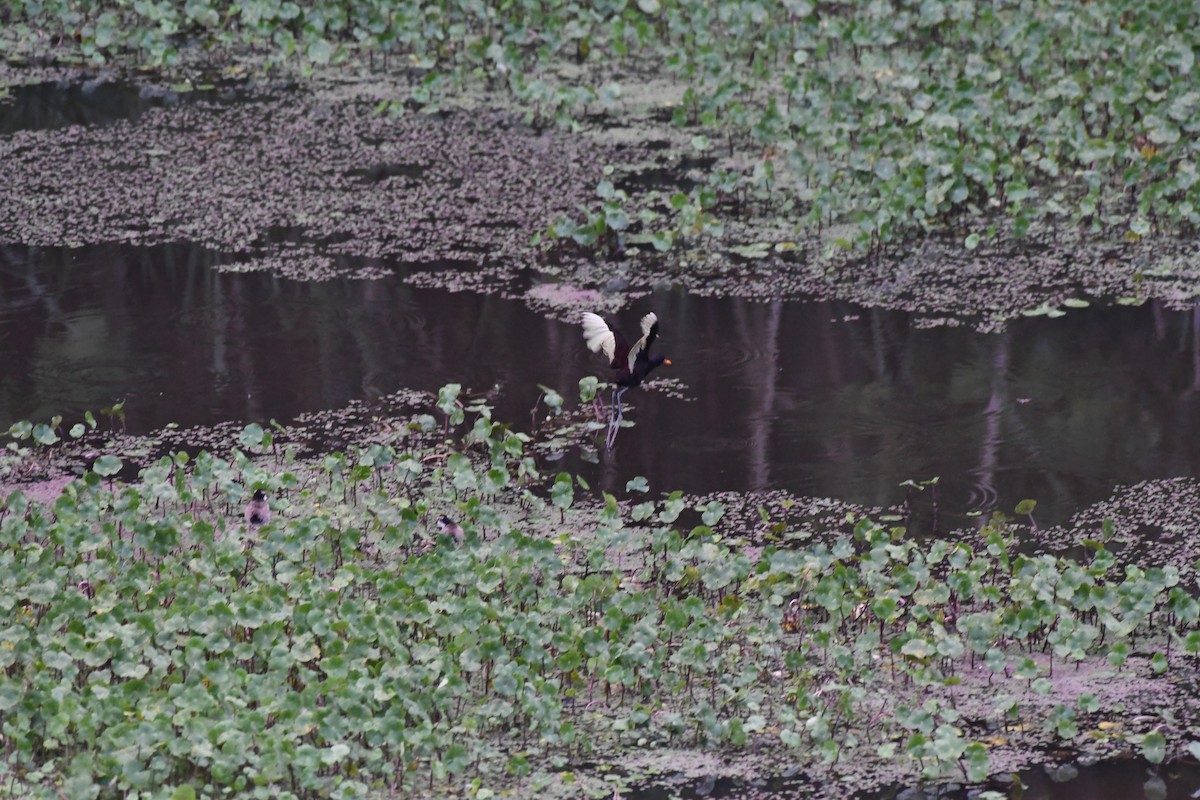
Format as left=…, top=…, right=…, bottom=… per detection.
left=1142, top=730, right=1167, bottom=764
left=625, top=476, right=650, bottom=493
left=32, top=424, right=59, bottom=446
left=238, top=423, right=265, bottom=449
left=92, top=455, right=123, bottom=477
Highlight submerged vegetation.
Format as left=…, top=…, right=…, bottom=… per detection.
left=6, top=0, right=1200, bottom=253
left=1, top=391, right=1196, bottom=798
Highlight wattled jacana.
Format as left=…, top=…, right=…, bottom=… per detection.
left=581, top=311, right=671, bottom=447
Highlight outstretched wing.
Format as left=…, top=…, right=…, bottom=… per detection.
left=626, top=312, right=659, bottom=371
left=582, top=312, right=618, bottom=365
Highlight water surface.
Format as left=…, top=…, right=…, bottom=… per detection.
left=3, top=243, right=1200, bottom=526
left=629, top=758, right=1200, bottom=799
left=1, top=77, right=247, bottom=134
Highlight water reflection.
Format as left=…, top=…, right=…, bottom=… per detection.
left=879, top=759, right=1198, bottom=800
left=0, top=242, right=555, bottom=430
left=3, top=242, right=1200, bottom=524
left=0, top=78, right=246, bottom=134
left=628, top=758, right=1200, bottom=800
left=601, top=289, right=1200, bottom=524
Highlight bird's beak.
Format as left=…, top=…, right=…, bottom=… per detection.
left=664, top=359, right=672, bottom=365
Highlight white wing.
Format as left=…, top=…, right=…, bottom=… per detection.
left=581, top=312, right=616, bottom=363
left=626, top=312, right=658, bottom=371
left=639, top=312, right=658, bottom=339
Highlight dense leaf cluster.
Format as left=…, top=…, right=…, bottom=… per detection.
left=5, top=0, right=1199, bottom=248
left=1, top=392, right=1196, bottom=797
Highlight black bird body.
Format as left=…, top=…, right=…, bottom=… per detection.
left=582, top=311, right=670, bottom=446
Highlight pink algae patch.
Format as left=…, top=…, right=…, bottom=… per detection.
left=1, top=475, right=74, bottom=505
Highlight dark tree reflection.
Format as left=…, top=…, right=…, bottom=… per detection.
left=3, top=243, right=1200, bottom=524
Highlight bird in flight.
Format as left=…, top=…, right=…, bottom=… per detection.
left=581, top=311, right=671, bottom=447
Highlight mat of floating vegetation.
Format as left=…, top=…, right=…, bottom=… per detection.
left=3, top=66, right=1199, bottom=332
left=3, top=395, right=1198, bottom=800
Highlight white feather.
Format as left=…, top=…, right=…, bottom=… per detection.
left=581, top=312, right=616, bottom=363
left=626, top=312, right=658, bottom=371
left=639, top=312, right=657, bottom=339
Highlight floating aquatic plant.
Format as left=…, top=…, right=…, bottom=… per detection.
left=7, top=0, right=1199, bottom=255
left=0, top=386, right=1195, bottom=798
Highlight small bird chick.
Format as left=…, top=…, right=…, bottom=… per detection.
left=437, top=515, right=464, bottom=543
left=782, top=598, right=803, bottom=633
left=245, top=489, right=271, bottom=527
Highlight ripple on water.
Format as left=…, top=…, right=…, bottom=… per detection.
left=959, top=470, right=1002, bottom=515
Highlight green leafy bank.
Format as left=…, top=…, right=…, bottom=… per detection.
left=5, top=0, right=1200, bottom=252
left=1, top=391, right=1197, bottom=798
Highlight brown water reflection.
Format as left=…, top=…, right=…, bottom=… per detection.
left=3, top=243, right=1200, bottom=524
left=628, top=758, right=1199, bottom=799
left=0, top=78, right=247, bottom=134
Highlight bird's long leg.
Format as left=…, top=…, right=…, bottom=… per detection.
left=606, top=387, right=627, bottom=449
left=604, top=386, right=619, bottom=449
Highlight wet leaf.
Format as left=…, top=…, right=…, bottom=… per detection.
left=32, top=424, right=58, bottom=446
left=238, top=423, right=265, bottom=449
left=699, top=500, right=725, bottom=526
left=578, top=376, right=599, bottom=403
left=1141, top=730, right=1166, bottom=764
left=92, top=455, right=122, bottom=476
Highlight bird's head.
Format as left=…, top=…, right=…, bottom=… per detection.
left=252, top=489, right=266, bottom=501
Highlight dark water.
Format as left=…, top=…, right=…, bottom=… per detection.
left=0, top=77, right=247, bottom=134
left=3, top=243, right=1200, bottom=527
left=1004, top=759, right=1200, bottom=800
left=1008, top=759, right=1200, bottom=800
left=629, top=758, right=1200, bottom=800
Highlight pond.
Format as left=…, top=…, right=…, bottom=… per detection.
left=3, top=241, right=1200, bottom=527
left=627, top=757, right=1200, bottom=799
left=4, top=70, right=1200, bottom=800
left=0, top=76, right=253, bottom=135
